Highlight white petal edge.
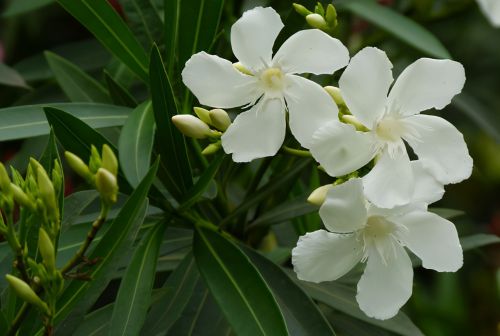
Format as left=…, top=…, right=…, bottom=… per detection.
left=310, top=121, right=376, bottom=177
left=403, top=114, right=473, bottom=184
left=356, top=244, right=413, bottom=320
left=285, top=75, right=339, bottom=148
left=476, top=0, right=500, bottom=27
left=396, top=210, right=463, bottom=272
left=182, top=52, right=258, bottom=108
left=319, top=178, right=368, bottom=233
left=221, top=99, right=285, bottom=162
left=387, top=58, right=465, bottom=117
left=292, top=230, right=363, bottom=283
left=273, top=29, right=349, bottom=75
left=339, top=47, right=394, bottom=129
left=410, top=160, right=445, bottom=205
left=231, top=6, right=283, bottom=71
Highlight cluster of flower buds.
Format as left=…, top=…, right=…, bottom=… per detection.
left=65, top=144, right=119, bottom=205
left=293, top=2, right=338, bottom=34
left=171, top=107, right=232, bottom=155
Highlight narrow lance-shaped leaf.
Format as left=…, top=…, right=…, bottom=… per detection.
left=118, top=101, right=156, bottom=188
left=120, top=0, right=164, bottom=50
left=149, top=45, right=193, bottom=200
left=336, top=0, right=451, bottom=59
left=109, top=220, right=168, bottom=335
left=194, top=226, right=288, bottom=336
left=0, top=63, right=30, bottom=89
left=55, top=0, right=149, bottom=81
left=45, top=51, right=111, bottom=103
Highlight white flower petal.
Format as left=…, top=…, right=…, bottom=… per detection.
left=476, top=0, right=500, bottom=26
left=356, top=244, right=413, bottom=320
left=404, top=115, right=473, bottom=184
left=339, top=47, right=393, bottom=128
left=221, top=99, right=285, bottom=162
left=410, top=161, right=445, bottom=205
left=319, top=178, right=368, bottom=233
left=363, top=148, right=413, bottom=208
left=273, top=29, right=349, bottom=75
left=231, top=7, right=283, bottom=70
left=310, top=121, right=376, bottom=177
left=182, top=52, right=258, bottom=108
left=285, top=75, right=339, bottom=148
left=396, top=210, right=463, bottom=272
left=292, top=230, right=363, bottom=283
left=387, top=58, right=465, bottom=117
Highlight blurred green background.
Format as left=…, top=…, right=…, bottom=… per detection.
left=0, top=0, right=498, bottom=335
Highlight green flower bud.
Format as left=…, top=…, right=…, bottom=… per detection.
left=5, top=274, right=49, bottom=313
left=325, top=4, right=338, bottom=28
left=306, top=13, right=328, bottom=30
left=11, top=184, right=35, bottom=210
left=233, top=62, right=253, bottom=76
left=293, top=3, right=312, bottom=16
left=65, top=151, right=92, bottom=180
left=38, top=228, right=56, bottom=273
left=172, top=115, right=212, bottom=139
left=201, top=142, right=222, bottom=155
left=95, top=168, right=118, bottom=204
left=101, top=144, right=118, bottom=177
left=314, top=2, right=325, bottom=16
left=52, top=160, right=63, bottom=198
left=307, top=184, right=332, bottom=206
left=89, top=145, right=102, bottom=174
left=37, top=167, right=58, bottom=218
left=193, top=107, right=212, bottom=125
left=209, top=109, right=231, bottom=131
left=324, top=86, right=345, bottom=106
left=0, top=162, right=12, bottom=194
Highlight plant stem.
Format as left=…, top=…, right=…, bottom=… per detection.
left=280, top=146, right=312, bottom=158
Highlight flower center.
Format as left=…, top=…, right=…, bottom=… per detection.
left=364, top=216, right=396, bottom=239
left=375, top=117, right=406, bottom=142
left=360, top=216, right=407, bottom=265
left=260, top=67, right=285, bottom=92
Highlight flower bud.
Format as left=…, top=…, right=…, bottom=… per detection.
left=38, top=228, right=56, bottom=273
left=202, top=142, right=222, bottom=155
left=324, top=86, right=345, bottom=106
left=95, top=168, right=118, bottom=204
left=65, top=151, right=92, bottom=180
left=0, top=162, right=12, bottom=194
left=325, top=4, right=338, bottom=28
left=306, top=13, right=328, bottom=30
left=209, top=109, right=231, bottom=131
left=101, top=144, right=118, bottom=177
left=293, top=3, right=312, bottom=16
left=11, top=184, right=35, bottom=210
left=89, top=145, right=102, bottom=174
left=307, top=185, right=332, bottom=206
left=5, top=274, right=49, bottom=313
left=37, top=167, right=58, bottom=217
left=172, top=115, right=212, bottom=139
left=233, top=62, right=253, bottom=76
left=193, top=107, right=212, bottom=125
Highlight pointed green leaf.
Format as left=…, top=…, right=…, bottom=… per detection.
left=120, top=0, right=164, bottom=50
left=55, top=0, right=149, bottom=81
left=336, top=0, right=450, bottom=58
left=118, top=101, right=156, bottom=188
left=2, top=0, right=54, bottom=17
left=45, top=51, right=111, bottom=103
left=149, top=45, right=193, bottom=200
left=0, top=63, right=29, bottom=89
left=194, top=227, right=288, bottom=336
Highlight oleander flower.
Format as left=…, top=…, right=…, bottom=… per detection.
left=292, top=173, right=462, bottom=320
left=309, top=47, right=473, bottom=208
left=476, top=0, right=500, bottom=27
left=182, top=6, right=349, bottom=162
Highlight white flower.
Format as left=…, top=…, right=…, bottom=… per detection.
left=476, top=0, right=500, bottom=27
left=309, top=47, right=473, bottom=208
left=182, top=7, right=349, bottom=162
left=292, top=173, right=461, bottom=320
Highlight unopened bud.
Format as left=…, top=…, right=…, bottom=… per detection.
left=233, top=62, right=253, bottom=76
left=341, top=115, right=369, bottom=132
left=306, top=13, right=328, bottom=30
left=202, top=142, right=222, bottom=155
left=65, top=151, right=92, bottom=180
left=209, top=109, right=231, bottom=131
left=89, top=145, right=102, bottom=174
left=52, top=161, right=63, bottom=197
left=193, top=107, right=212, bottom=125
left=324, top=86, right=345, bottom=106
left=38, top=228, right=56, bottom=273
left=293, top=3, right=312, bottom=16
left=11, top=184, right=35, bottom=210
left=95, top=168, right=118, bottom=204
left=307, top=185, right=332, bottom=206
left=37, top=168, right=58, bottom=217
left=172, top=115, right=212, bottom=139
left=101, top=144, right=118, bottom=177
left=0, top=162, right=11, bottom=194
left=5, top=274, right=49, bottom=313
left=325, top=4, right=338, bottom=28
